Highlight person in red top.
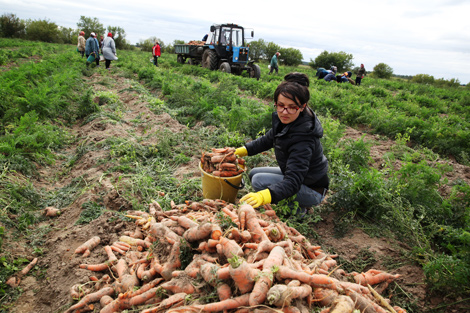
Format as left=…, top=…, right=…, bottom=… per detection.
left=152, top=41, right=161, bottom=67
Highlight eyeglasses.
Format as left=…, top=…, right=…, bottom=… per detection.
left=274, top=104, right=300, bottom=114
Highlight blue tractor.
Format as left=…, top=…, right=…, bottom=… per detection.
left=174, top=23, right=261, bottom=80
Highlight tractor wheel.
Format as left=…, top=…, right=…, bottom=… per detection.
left=202, top=49, right=218, bottom=70
left=177, top=55, right=184, bottom=64
left=220, top=62, right=231, bottom=73
left=249, top=64, right=261, bottom=80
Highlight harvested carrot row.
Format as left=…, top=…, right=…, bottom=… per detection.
left=67, top=201, right=407, bottom=313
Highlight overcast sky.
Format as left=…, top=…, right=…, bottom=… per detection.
left=2, top=0, right=470, bottom=83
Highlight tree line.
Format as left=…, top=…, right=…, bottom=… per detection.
left=0, top=13, right=131, bottom=50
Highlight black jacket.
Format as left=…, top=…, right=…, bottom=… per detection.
left=245, top=109, right=329, bottom=203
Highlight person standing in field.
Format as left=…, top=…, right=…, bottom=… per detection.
left=77, top=31, right=86, bottom=57
left=93, top=33, right=101, bottom=66
left=269, top=52, right=280, bottom=75
left=85, top=32, right=99, bottom=67
left=152, top=41, right=161, bottom=67
left=355, top=64, right=366, bottom=86
left=102, top=32, right=118, bottom=69
left=235, top=72, right=329, bottom=217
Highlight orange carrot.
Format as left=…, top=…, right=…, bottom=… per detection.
left=19, top=257, right=38, bottom=276
left=326, top=295, right=355, bottom=313
left=113, top=241, right=131, bottom=249
left=119, top=236, right=151, bottom=249
left=183, top=222, right=213, bottom=242
left=338, top=281, right=370, bottom=295
left=198, top=241, right=216, bottom=254
left=266, top=282, right=312, bottom=307
left=238, top=204, right=269, bottom=243
left=221, top=206, right=240, bottom=227
left=123, top=227, right=144, bottom=239
left=124, top=277, right=163, bottom=298
left=200, top=263, right=221, bottom=286
left=43, top=206, right=60, bottom=217
left=276, top=266, right=343, bottom=292
left=249, top=246, right=286, bottom=305
left=101, top=287, right=158, bottom=313
left=352, top=269, right=401, bottom=286
left=170, top=215, right=198, bottom=229
left=211, top=154, right=236, bottom=163
left=149, top=200, right=162, bottom=216
left=104, top=245, right=118, bottom=262
left=113, top=259, right=128, bottom=279
left=140, top=292, right=187, bottom=313
left=70, top=283, right=91, bottom=300
left=140, top=258, right=163, bottom=282
left=216, top=237, right=244, bottom=260
left=160, top=239, right=182, bottom=280
left=228, top=258, right=259, bottom=294
left=110, top=245, right=126, bottom=255
left=75, top=236, right=101, bottom=257
left=211, top=224, right=222, bottom=240
left=219, top=162, right=237, bottom=170
left=194, top=293, right=250, bottom=312
left=100, top=295, right=114, bottom=307
left=115, top=272, right=140, bottom=294
left=79, top=259, right=117, bottom=272
left=313, top=287, right=339, bottom=307
left=212, top=170, right=240, bottom=177
left=217, top=282, right=232, bottom=301
left=64, top=286, right=115, bottom=313
left=160, top=276, right=196, bottom=294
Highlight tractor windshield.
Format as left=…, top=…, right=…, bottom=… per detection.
left=231, top=28, right=243, bottom=47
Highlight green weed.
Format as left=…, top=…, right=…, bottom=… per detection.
left=75, top=201, right=105, bottom=225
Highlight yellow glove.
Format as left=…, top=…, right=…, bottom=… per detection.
left=240, top=189, right=271, bottom=208
left=235, top=146, right=248, bottom=157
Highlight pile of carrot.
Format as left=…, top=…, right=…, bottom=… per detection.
left=187, top=40, right=205, bottom=46
left=65, top=199, right=407, bottom=313
left=201, top=147, right=245, bottom=177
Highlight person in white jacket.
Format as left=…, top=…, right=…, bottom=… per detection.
left=102, top=32, right=118, bottom=69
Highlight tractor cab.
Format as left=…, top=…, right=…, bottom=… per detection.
left=207, top=23, right=254, bottom=66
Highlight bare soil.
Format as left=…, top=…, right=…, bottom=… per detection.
left=5, top=70, right=469, bottom=313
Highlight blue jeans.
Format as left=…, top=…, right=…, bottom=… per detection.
left=249, top=167, right=325, bottom=208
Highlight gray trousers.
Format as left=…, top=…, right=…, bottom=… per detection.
left=249, top=167, right=325, bottom=208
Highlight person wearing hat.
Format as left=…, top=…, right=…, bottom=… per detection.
left=152, top=41, right=161, bottom=67
left=77, top=31, right=86, bottom=57
left=102, top=32, right=118, bottom=69
left=85, top=32, right=100, bottom=67
left=269, top=52, right=281, bottom=75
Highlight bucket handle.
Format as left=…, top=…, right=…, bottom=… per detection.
left=224, top=178, right=245, bottom=190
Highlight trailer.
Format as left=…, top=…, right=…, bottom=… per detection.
left=174, top=42, right=205, bottom=65
left=174, top=23, right=260, bottom=80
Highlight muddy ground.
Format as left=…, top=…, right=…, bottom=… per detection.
left=5, top=70, right=469, bottom=313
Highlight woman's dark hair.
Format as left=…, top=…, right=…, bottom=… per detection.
left=274, top=72, right=312, bottom=114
